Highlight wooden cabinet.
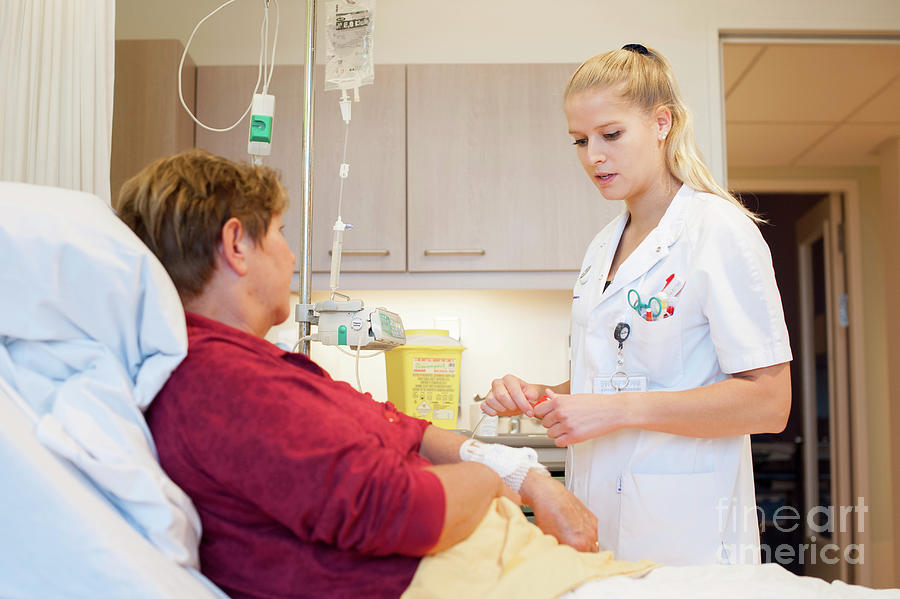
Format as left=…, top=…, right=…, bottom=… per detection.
left=406, top=64, right=621, bottom=272
left=194, top=65, right=406, bottom=273
left=121, top=59, right=620, bottom=280
left=111, top=40, right=195, bottom=203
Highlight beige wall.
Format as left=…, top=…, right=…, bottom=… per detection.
left=267, top=289, right=573, bottom=431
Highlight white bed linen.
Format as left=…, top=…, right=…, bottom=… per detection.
left=0, top=182, right=199, bottom=566
left=563, top=564, right=900, bottom=599
left=0, top=376, right=226, bottom=599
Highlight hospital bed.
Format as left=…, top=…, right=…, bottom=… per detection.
left=0, top=181, right=896, bottom=599
left=0, top=181, right=225, bottom=598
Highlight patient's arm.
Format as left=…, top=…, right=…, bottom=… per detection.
left=419, top=425, right=598, bottom=552
left=418, top=424, right=467, bottom=464
left=424, top=462, right=518, bottom=554
left=519, top=471, right=599, bottom=553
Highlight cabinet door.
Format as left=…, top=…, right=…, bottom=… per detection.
left=407, top=64, right=621, bottom=272
left=195, top=65, right=406, bottom=272
left=111, top=40, right=195, bottom=203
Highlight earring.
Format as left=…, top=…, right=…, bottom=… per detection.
left=659, top=132, right=668, bottom=141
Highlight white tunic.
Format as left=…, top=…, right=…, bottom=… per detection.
left=567, top=184, right=792, bottom=566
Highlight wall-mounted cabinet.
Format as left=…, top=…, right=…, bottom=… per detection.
left=110, top=39, right=195, bottom=202
left=116, top=53, right=620, bottom=281
left=406, top=64, right=621, bottom=272
left=195, top=65, right=407, bottom=273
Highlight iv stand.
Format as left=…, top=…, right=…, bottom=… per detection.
left=298, top=0, right=317, bottom=355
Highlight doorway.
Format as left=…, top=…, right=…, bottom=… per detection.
left=745, top=192, right=822, bottom=576
left=735, top=184, right=869, bottom=584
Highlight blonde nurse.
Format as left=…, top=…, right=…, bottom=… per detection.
left=482, top=44, right=792, bottom=567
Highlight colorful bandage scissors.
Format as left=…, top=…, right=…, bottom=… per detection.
left=627, top=288, right=663, bottom=318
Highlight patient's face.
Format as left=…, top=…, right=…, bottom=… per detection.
left=247, top=212, right=295, bottom=328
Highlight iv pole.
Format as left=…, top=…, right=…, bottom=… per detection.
left=298, top=0, right=316, bottom=354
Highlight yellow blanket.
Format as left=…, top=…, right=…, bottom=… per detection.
left=402, top=498, right=656, bottom=599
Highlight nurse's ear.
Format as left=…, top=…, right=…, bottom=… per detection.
left=654, top=105, right=672, bottom=141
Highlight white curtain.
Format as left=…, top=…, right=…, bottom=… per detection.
left=0, top=0, right=115, bottom=204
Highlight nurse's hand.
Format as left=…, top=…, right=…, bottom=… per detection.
left=482, top=374, right=542, bottom=418
left=534, top=391, right=625, bottom=446
left=519, top=470, right=599, bottom=553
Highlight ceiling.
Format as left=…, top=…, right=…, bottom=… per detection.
left=723, top=42, right=900, bottom=169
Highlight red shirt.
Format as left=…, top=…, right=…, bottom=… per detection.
left=147, top=313, right=445, bottom=599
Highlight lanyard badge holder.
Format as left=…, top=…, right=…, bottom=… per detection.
left=594, top=319, right=647, bottom=394
left=610, top=322, right=631, bottom=391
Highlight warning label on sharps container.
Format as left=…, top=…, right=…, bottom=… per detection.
left=410, top=357, right=458, bottom=421
left=412, top=357, right=457, bottom=376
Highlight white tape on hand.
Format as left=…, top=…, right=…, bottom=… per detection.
left=459, top=439, right=549, bottom=493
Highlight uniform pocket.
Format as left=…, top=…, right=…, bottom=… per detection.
left=628, top=312, right=683, bottom=386
left=618, top=471, right=721, bottom=566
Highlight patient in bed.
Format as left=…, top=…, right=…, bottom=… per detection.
left=114, top=149, right=600, bottom=599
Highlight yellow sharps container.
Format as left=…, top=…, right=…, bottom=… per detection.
left=385, top=329, right=465, bottom=429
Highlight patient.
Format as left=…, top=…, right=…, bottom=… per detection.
left=115, top=149, right=598, bottom=599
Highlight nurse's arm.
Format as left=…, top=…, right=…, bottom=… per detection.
left=631, top=361, right=792, bottom=437
left=538, top=362, right=791, bottom=443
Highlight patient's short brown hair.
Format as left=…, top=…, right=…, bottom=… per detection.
left=115, top=149, right=288, bottom=301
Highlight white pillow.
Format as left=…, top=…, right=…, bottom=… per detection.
left=0, top=181, right=201, bottom=567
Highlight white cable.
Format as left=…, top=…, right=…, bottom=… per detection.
left=355, top=334, right=363, bottom=391
left=291, top=335, right=313, bottom=352
left=177, top=0, right=269, bottom=132
left=263, top=0, right=279, bottom=94
left=261, top=4, right=268, bottom=91
left=337, top=346, right=384, bottom=359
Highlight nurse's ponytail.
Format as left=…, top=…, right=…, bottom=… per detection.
left=564, top=45, right=760, bottom=222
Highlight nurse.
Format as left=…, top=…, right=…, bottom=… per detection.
left=482, top=44, right=792, bottom=567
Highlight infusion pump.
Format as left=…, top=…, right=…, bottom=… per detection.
left=296, top=299, right=406, bottom=350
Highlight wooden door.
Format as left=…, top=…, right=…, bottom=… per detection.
left=796, top=193, right=853, bottom=582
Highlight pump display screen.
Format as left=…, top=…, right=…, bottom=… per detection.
left=373, top=308, right=405, bottom=345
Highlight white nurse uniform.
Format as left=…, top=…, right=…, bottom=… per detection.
left=568, top=184, right=792, bottom=566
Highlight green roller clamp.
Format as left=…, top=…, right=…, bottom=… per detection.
left=338, top=325, right=347, bottom=346
left=249, top=115, right=273, bottom=143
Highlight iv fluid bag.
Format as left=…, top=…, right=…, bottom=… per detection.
left=325, top=0, right=376, bottom=92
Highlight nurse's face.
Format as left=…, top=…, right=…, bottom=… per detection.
left=565, top=87, right=670, bottom=205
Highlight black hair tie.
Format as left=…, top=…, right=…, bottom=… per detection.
left=622, top=43, right=651, bottom=56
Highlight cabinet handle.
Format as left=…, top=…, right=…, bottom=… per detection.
left=424, top=249, right=486, bottom=256
left=328, top=249, right=390, bottom=256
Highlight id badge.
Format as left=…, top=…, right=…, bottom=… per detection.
left=593, top=375, right=648, bottom=394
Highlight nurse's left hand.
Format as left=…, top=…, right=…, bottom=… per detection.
left=534, top=390, right=625, bottom=446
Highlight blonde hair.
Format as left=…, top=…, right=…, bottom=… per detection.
left=564, top=45, right=759, bottom=222
left=115, top=149, right=288, bottom=300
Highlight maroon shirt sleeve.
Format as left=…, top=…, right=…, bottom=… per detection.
left=156, top=329, right=445, bottom=558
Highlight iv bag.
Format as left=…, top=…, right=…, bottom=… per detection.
left=324, top=0, right=376, bottom=92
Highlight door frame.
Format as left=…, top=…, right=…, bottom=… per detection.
left=730, top=178, right=870, bottom=585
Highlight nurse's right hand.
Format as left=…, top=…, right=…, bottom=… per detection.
left=482, top=374, right=543, bottom=418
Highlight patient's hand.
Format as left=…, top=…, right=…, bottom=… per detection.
left=519, top=471, right=599, bottom=553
